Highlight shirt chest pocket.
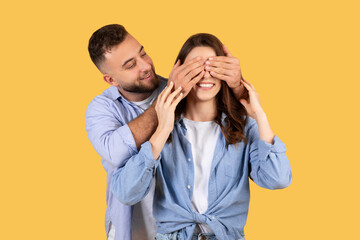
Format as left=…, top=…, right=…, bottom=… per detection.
left=224, top=144, right=248, bottom=179
left=224, top=157, right=247, bottom=180
left=225, top=162, right=238, bottom=178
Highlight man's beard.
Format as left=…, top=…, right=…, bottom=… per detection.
left=122, top=69, right=160, bottom=93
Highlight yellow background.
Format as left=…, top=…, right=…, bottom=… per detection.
left=1, top=0, right=359, bottom=239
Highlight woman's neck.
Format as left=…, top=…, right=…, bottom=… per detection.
left=183, top=97, right=217, bottom=122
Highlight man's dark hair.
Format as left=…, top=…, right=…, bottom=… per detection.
left=88, top=24, right=128, bottom=70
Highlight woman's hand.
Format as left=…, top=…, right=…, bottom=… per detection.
left=239, top=79, right=264, bottom=119
left=240, top=79, right=275, bottom=144
left=150, top=82, right=183, bottom=159
left=155, top=81, right=183, bottom=133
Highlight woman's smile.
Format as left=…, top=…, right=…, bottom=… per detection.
left=196, top=81, right=216, bottom=90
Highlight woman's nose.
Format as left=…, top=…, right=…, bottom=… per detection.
left=204, top=68, right=211, bottom=78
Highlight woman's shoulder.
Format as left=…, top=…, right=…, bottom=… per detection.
left=245, top=116, right=257, bottom=126
left=243, top=116, right=258, bottom=139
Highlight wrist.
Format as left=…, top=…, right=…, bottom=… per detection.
left=253, top=109, right=266, bottom=120
left=231, top=84, right=247, bottom=100
left=151, top=126, right=171, bottom=141
left=229, top=82, right=241, bottom=92
left=149, top=129, right=169, bottom=160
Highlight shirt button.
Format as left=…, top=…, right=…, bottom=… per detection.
left=187, top=185, right=191, bottom=189
left=187, top=158, right=191, bottom=162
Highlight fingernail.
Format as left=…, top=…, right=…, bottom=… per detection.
left=196, top=57, right=201, bottom=60
left=178, top=86, right=182, bottom=90
left=205, top=66, right=210, bottom=70
left=209, top=57, right=213, bottom=60
left=205, top=61, right=210, bottom=65
left=170, top=81, right=173, bottom=85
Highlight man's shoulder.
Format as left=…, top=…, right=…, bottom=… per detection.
left=158, top=75, right=167, bottom=82
left=91, top=85, right=121, bottom=103
left=158, top=75, right=168, bottom=88
left=86, top=86, right=120, bottom=114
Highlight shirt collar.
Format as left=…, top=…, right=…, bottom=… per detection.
left=108, top=85, right=123, bottom=101
left=177, top=113, right=227, bottom=124
left=176, top=112, right=227, bottom=135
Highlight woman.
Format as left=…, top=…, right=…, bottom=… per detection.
left=112, top=33, right=292, bottom=240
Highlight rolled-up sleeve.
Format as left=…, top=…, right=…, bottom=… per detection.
left=85, top=96, right=138, bottom=168
left=112, top=141, right=160, bottom=205
left=248, top=119, right=292, bottom=190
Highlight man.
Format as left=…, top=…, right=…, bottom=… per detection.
left=86, top=24, right=245, bottom=240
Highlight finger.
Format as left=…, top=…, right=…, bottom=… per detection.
left=157, top=85, right=166, bottom=101
left=170, top=91, right=183, bottom=109
left=205, top=60, right=234, bottom=70
left=160, top=81, right=174, bottom=102
left=185, top=65, right=205, bottom=81
left=172, top=59, right=181, bottom=70
left=208, top=56, right=238, bottom=64
left=209, top=71, right=232, bottom=82
left=189, top=70, right=205, bottom=85
left=222, top=44, right=233, bottom=57
left=179, top=56, right=203, bottom=72
left=241, top=79, right=255, bottom=91
left=164, top=86, right=182, bottom=107
left=241, top=79, right=253, bottom=91
left=174, top=59, right=180, bottom=67
left=206, top=66, right=233, bottom=76
left=180, top=70, right=205, bottom=97
left=168, top=60, right=181, bottom=85
left=182, top=60, right=205, bottom=77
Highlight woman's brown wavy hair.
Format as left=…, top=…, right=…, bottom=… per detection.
left=174, top=33, right=248, bottom=145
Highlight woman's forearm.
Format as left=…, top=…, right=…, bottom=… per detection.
left=149, top=128, right=171, bottom=160
left=254, top=110, right=275, bottom=144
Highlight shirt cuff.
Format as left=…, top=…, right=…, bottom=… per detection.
left=115, top=124, right=138, bottom=154
left=135, top=141, right=161, bottom=169
left=257, top=135, right=287, bottom=161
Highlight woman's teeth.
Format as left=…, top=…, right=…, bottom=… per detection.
left=198, top=83, right=214, bottom=88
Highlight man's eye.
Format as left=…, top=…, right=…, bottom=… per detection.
left=127, top=63, right=136, bottom=69
left=141, top=52, right=147, bottom=57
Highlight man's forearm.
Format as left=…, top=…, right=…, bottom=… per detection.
left=128, top=105, right=158, bottom=150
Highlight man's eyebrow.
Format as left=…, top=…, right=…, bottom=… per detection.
left=122, top=46, right=144, bottom=68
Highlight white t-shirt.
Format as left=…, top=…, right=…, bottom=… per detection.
left=132, top=88, right=159, bottom=111
left=183, top=118, right=220, bottom=234
left=131, top=90, right=159, bottom=239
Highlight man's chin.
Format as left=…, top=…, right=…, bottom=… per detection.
left=128, top=82, right=159, bottom=93
left=146, top=73, right=160, bottom=91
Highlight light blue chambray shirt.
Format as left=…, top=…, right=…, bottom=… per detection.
left=112, top=116, right=292, bottom=240
left=85, top=76, right=167, bottom=240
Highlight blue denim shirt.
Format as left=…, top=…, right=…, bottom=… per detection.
left=112, top=117, right=292, bottom=240
left=85, top=76, right=167, bottom=240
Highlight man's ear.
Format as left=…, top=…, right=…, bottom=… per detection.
left=103, top=74, right=118, bottom=87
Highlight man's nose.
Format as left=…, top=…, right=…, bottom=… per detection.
left=138, top=58, right=152, bottom=72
